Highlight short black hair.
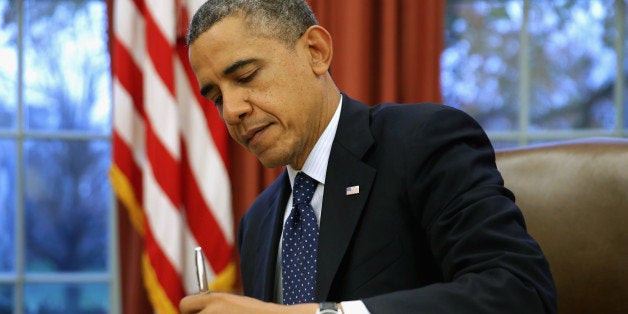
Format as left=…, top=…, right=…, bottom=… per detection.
left=187, top=0, right=319, bottom=47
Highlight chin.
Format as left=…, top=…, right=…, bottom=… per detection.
left=258, top=155, right=290, bottom=168
left=254, top=152, right=287, bottom=169
left=256, top=152, right=290, bottom=168
left=252, top=144, right=294, bottom=169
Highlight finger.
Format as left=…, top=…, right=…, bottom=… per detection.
left=179, top=293, right=211, bottom=314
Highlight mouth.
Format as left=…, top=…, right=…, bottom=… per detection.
left=242, top=124, right=270, bottom=146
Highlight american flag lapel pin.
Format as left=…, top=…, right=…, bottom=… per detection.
left=345, top=185, right=360, bottom=195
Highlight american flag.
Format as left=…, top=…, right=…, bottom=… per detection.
left=110, top=0, right=235, bottom=312
left=345, top=185, right=360, bottom=195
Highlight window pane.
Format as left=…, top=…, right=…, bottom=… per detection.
left=0, top=285, right=12, bottom=314
left=528, top=0, right=617, bottom=130
left=22, top=0, right=111, bottom=133
left=442, top=0, right=522, bottom=132
left=23, top=139, right=110, bottom=272
left=24, top=283, right=108, bottom=314
left=0, top=1, right=17, bottom=129
left=0, top=140, right=16, bottom=272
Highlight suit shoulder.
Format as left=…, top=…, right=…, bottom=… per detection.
left=241, top=172, right=287, bottom=222
left=369, top=103, right=480, bottom=137
left=370, top=102, right=468, bottom=121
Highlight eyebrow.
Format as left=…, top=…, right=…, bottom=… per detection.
left=199, top=58, right=259, bottom=97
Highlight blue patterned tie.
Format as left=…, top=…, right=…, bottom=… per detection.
left=282, top=172, right=319, bottom=305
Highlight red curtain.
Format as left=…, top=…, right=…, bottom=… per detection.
left=112, top=1, right=444, bottom=312
left=308, top=0, right=444, bottom=105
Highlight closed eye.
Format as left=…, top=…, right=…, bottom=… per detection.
left=237, top=69, right=258, bottom=84
left=213, top=94, right=223, bottom=107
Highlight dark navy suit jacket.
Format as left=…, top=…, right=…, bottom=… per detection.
left=237, top=94, right=557, bottom=313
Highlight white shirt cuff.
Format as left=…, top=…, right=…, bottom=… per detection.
left=339, top=300, right=371, bottom=314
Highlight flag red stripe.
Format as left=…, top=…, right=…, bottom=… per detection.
left=141, top=1, right=187, bottom=307
left=145, top=11, right=176, bottom=95
left=145, top=122, right=181, bottom=210
left=181, top=145, right=232, bottom=272
left=144, top=226, right=186, bottom=306
left=130, top=0, right=144, bottom=15
left=112, top=37, right=146, bottom=118
left=112, top=132, right=143, bottom=201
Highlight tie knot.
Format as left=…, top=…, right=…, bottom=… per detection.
left=293, top=172, right=317, bottom=205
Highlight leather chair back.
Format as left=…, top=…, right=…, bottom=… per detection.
left=495, top=138, right=628, bottom=314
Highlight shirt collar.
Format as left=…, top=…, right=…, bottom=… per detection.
left=287, top=94, right=343, bottom=186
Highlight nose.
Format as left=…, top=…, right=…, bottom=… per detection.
left=220, top=90, right=252, bottom=125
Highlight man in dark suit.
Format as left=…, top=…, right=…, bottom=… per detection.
left=181, top=1, right=556, bottom=313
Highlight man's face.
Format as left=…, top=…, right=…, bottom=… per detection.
left=189, top=16, right=328, bottom=169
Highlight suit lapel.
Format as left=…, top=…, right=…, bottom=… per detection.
left=251, top=171, right=291, bottom=301
left=316, top=95, right=377, bottom=300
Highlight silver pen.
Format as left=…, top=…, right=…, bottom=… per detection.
left=194, top=247, right=210, bottom=294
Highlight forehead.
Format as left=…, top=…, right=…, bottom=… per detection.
left=189, top=16, right=281, bottom=71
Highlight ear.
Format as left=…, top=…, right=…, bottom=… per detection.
left=302, top=25, right=333, bottom=75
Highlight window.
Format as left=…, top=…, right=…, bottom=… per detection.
left=442, top=0, right=627, bottom=148
left=0, top=1, right=116, bottom=313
